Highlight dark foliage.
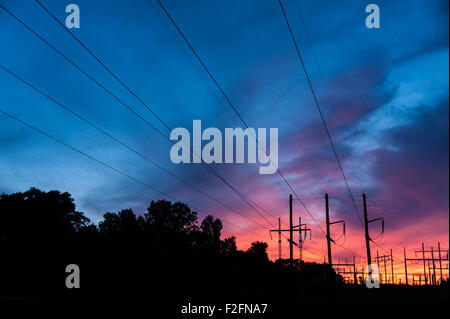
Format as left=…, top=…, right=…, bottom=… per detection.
left=1, top=188, right=444, bottom=308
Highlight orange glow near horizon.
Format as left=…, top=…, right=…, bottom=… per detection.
left=218, top=204, right=449, bottom=284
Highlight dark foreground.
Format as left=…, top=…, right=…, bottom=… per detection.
left=0, top=189, right=448, bottom=316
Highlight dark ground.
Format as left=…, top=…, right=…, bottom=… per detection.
left=0, top=188, right=448, bottom=316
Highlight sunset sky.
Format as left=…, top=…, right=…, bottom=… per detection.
left=0, top=0, right=448, bottom=281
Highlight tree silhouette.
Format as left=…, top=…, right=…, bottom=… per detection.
left=247, top=241, right=269, bottom=261
left=200, top=215, right=222, bottom=239
left=2, top=187, right=439, bottom=303
left=0, top=187, right=90, bottom=253
left=99, top=209, right=141, bottom=236
left=144, top=199, right=197, bottom=233
left=220, top=236, right=237, bottom=255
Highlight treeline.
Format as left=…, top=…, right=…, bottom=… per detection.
left=0, top=188, right=340, bottom=302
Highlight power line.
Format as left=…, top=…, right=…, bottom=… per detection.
left=335, top=243, right=366, bottom=261
left=33, top=0, right=170, bottom=132
left=144, top=0, right=244, bottom=134
left=147, top=0, right=292, bottom=228
left=292, top=3, right=368, bottom=260
left=32, top=0, right=282, bottom=229
left=0, top=4, right=168, bottom=141
left=0, top=64, right=269, bottom=230
left=372, top=239, right=390, bottom=255
left=0, top=108, right=266, bottom=241
left=1, top=2, right=278, bottom=230
left=292, top=0, right=357, bottom=176
left=4, top=1, right=360, bottom=259
left=299, top=245, right=323, bottom=259
left=152, top=0, right=294, bottom=219
left=277, top=0, right=364, bottom=230
left=154, top=0, right=251, bottom=131
left=153, top=0, right=287, bottom=191
left=240, top=192, right=288, bottom=226
left=153, top=0, right=329, bottom=240
left=37, top=0, right=332, bottom=240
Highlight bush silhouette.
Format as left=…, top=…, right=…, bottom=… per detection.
left=0, top=187, right=356, bottom=301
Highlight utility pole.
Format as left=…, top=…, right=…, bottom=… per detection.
left=294, top=217, right=311, bottom=263
left=332, top=258, right=359, bottom=284
left=289, top=194, right=293, bottom=262
left=269, top=217, right=282, bottom=260
left=438, top=242, right=443, bottom=284
left=405, top=243, right=449, bottom=286
left=404, top=247, right=408, bottom=285
left=428, top=259, right=432, bottom=284
left=375, top=250, right=395, bottom=285
left=422, top=243, right=427, bottom=285
left=325, top=193, right=332, bottom=265
left=376, top=251, right=381, bottom=283
left=298, top=217, right=303, bottom=262
left=390, top=249, right=394, bottom=284
left=269, top=196, right=310, bottom=264
left=363, top=193, right=372, bottom=272
left=362, top=193, right=384, bottom=277
left=431, top=247, right=437, bottom=285
left=324, top=193, right=345, bottom=266
left=278, top=218, right=281, bottom=260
